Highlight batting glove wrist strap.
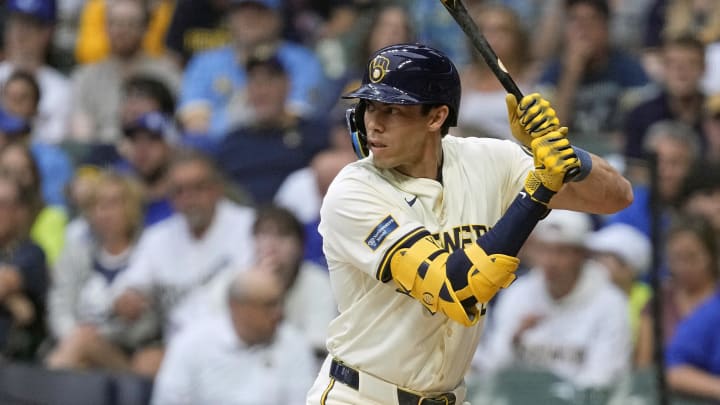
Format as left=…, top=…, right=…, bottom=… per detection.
left=524, top=171, right=556, bottom=205
left=570, top=146, right=593, bottom=182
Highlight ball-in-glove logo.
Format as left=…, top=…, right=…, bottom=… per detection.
left=369, top=55, right=390, bottom=83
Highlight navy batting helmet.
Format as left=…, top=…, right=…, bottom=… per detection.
left=342, top=43, right=461, bottom=158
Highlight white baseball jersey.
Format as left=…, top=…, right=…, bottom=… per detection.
left=317, top=135, right=532, bottom=393
left=476, top=262, right=631, bottom=388
left=112, top=199, right=256, bottom=342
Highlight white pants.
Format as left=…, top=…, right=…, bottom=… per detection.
left=306, top=356, right=469, bottom=405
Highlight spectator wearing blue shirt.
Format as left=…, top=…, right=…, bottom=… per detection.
left=607, top=120, right=698, bottom=238
left=178, top=0, right=325, bottom=139
left=120, top=112, right=176, bottom=226
left=215, top=54, right=329, bottom=205
left=535, top=0, right=648, bottom=154
left=666, top=289, right=720, bottom=401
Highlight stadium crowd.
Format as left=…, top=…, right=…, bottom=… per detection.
left=0, top=0, right=718, bottom=403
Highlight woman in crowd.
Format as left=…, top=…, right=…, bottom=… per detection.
left=635, top=215, right=719, bottom=367
left=46, top=171, right=161, bottom=376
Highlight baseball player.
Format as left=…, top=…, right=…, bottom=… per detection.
left=306, top=44, right=633, bottom=405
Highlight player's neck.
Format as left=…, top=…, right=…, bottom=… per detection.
left=395, top=139, right=444, bottom=181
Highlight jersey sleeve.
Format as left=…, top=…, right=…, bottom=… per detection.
left=318, top=168, right=428, bottom=281
left=496, top=140, right=534, bottom=211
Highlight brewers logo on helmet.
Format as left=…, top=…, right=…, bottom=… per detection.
left=343, top=43, right=461, bottom=158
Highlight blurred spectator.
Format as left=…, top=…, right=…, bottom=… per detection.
left=586, top=224, right=653, bottom=343
left=74, top=0, right=174, bottom=64
left=535, top=0, right=649, bottom=154
left=120, top=112, right=177, bottom=226
left=490, top=0, right=566, bottom=72
left=152, top=270, right=314, bottom=405
left=1, top=72, right=74, bottom=207
left=0, top=172, right=48, bottom=360
left=273, top=108, right=355, bottom=267
left=635, top=215, right=718, bottom=368
left=111, top=151, right=255, bottom=352
left=250, top=205, right=335, bottom=357
left=63, top=164, right=102, bottom=246
left=608, top=0, right=655, bottom=52
left=0, top=142, right=67, bottom=265
left=457, top=4, right=532, bottom=140
left=661, top=0, right=720, bottom=45
left=477, top=210, right=631, bottom=389
left=68, top=0, right=180, bottom=144
left=666, top=287, right=720, bottom=401
left=0, top=0, right=71, bottom=144
left=608, top=120, right=699, bottom=237
left=703, top=93, right=720, bottom=164
left=163, top=0, right=236, bottom=66
left=178, top=0, right=324, bottom=139
left=46, top=172, right=160, bottom=375
left=120, top=74, right=176, bottom=131
left=214, top=54, right=329, bottom=204
left=680, top=163, right=720, bottom=235
left=623, top=36, right=706, bottom=161
left=411, top=0, right=468, bottom=67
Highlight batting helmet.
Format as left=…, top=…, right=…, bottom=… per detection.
left=342, top=43, right=461, bottom=158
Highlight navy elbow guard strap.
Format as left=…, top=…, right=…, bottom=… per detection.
left=570, top=146, right=592, bottom=182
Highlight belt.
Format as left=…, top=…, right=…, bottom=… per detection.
left=329, top=359, right=456, bottom=405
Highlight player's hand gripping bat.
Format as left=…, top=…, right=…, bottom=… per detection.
left=438, top=0, right=580, bottom=182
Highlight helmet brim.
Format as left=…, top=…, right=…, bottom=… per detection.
left=342, top=83, right=424, bottom=105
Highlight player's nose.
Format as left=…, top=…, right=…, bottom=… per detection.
left=364, top=110, right=384, bottom=134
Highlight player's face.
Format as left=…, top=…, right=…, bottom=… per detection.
left=363, top=101, right=441, bottom=174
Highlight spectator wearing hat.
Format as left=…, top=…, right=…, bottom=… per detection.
left=178, top=0, right=325, bottom=139
left=586, top=224, right=652, bottom=344
left=476, top=210, right=631, bottom=389
left=119, top=111, right=177, bottom=226
left=68, top=0, right=180, bottom=144
left=214, top=54, right=329, bottom=204
left=0, top=0, right=71, bottom=144
left=1, top=70, right=74, bottom=208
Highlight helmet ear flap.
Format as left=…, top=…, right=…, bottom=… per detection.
left=346, top=101, right=369, bottom=159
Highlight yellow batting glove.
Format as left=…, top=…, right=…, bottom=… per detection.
left=506, top=93, right=560, bottom=148
left=523, top=131, right=580, bottom=205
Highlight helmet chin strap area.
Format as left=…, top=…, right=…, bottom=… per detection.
left=346, top=102, right=369, bottom=159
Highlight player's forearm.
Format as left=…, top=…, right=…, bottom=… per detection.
left=549, top=154, right=633, bottom=214
left=667, top=365, right=720, bottom=400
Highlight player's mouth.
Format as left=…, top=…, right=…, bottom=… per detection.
left=368, top=140, right=387, bottom=150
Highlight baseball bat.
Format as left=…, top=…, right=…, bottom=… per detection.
left=439, top=0, right=580, bottom=181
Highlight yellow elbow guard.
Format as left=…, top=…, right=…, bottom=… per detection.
left=387, top=231, right=478, bottom=326
left=463, top=244, right=519, bottom=303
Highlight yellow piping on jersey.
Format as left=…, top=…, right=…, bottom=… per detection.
left=320, top=378, right=335, bottom=404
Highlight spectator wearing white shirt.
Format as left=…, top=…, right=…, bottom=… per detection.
left=0, top=0, right=71, bottom=144
left=112, top=151, right=255, bottom=371
left=476, top=210, right=631, bottom=389
left=152, top=269, right=315, bottom=405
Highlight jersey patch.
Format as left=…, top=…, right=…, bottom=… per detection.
left=365, top=215, right=399, bottom=251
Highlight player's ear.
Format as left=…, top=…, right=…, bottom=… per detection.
left=426, top=105, right=449, bottom=132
